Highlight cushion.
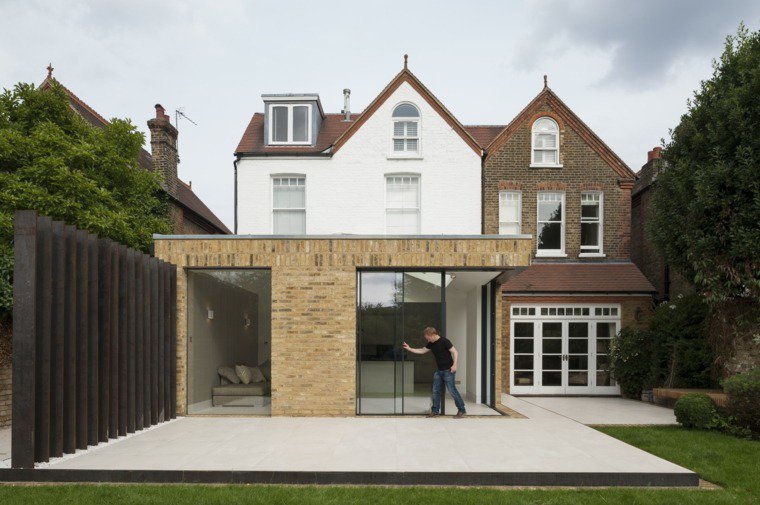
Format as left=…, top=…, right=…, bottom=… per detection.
left=236, top=365, right=265, bottom=384
left=259, top=360, right=271, bottom=381
left=212, top=382, right=271, bottom=396
left=217, top=366, right=240, bottom=384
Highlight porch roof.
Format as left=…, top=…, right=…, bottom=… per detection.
left=502, top=263, right=656, bottom=294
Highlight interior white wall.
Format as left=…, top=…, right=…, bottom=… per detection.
left=465, top=287, right=481, bottom=402
left=445, top=289, right=468, bottom=394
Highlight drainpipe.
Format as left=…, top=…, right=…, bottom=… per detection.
left=481, top=148, right=487, bottom=235
left=233, top=154, right=240, bottom=234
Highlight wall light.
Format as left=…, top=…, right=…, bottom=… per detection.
left=207, top=309, right=214, bottom=320
left=244, top=316, right=251, bottom=328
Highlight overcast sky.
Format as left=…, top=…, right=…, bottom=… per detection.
left=2, top=0, right=758, bottom=229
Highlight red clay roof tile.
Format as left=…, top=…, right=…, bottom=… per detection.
left=502, top=263, right=656, bottom=293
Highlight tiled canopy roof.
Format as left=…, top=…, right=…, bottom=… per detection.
left=40, top=77, right=230, bottom=234
left=502, top=263, right=656, bottom=294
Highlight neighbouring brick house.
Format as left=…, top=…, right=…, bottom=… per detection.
left=482, top=80, right=655, bottom=396
left=631, top=147, right=692, bottom=301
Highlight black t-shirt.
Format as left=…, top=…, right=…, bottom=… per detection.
left=425, top=337, right=454, bottom=371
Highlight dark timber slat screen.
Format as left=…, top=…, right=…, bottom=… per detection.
left=11, top=211, right=177, bottom=468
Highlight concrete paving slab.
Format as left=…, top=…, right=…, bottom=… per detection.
left=513, top=396, right=678, bottom=425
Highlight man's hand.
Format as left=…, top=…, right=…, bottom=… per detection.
left=450, top=364, right=457, bottom=373
left=402, top=341, right=411, bottom=351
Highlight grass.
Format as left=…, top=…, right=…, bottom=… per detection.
left=0, top=426, right=757, bottom=504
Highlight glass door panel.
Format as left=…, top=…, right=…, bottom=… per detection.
left=357, top=272, right=400, bottom=414
left=567, top=322, right=589, bottom=388
left=512, top=322, right=535, bottom=387
left=400, top=272, right=442, bottom=414
left=595, top=322, right=617, bottom=389
left=541, top=322, right=563, bottom=387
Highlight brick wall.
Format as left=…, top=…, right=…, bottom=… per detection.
left=0, top=363, right=10, bottom=428
left=155, top=237, right=530, bottom=416
left=500, top=295, right=652, bottom=394
left=484, top=102, right=632, bottom=260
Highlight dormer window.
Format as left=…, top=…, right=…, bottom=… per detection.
left=531, top=117, right=560, bottom=167
left=269, top=104, right=311, bottom=145
left=391, top=103, right=420, bottom=155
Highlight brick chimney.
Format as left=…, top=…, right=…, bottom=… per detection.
left=147, top=104, right=179, bottom=198
left=647, top=146, right=663, bottom=162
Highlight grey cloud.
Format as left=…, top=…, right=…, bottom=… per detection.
left=514, top=0, right=759, bottom=89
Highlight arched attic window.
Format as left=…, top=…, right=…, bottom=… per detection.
left=531, top=117, right=560, bottom=166
left=392, top=103, right=420, bottom=154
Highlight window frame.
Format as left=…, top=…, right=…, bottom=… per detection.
left=536, top=191, right=566, bottom=257
left=268, top=104, right=312, bottom=145
left=384, top=173, right=421, bottom=235
left=580, top=192, right=605, bottom=257
left=389, top=102, right=421, bottom=158
left=530, top=117, right=562, bottom=168
left=498, top=190, right=522, bottom=235
left=271, top=174, right=306, bottom=235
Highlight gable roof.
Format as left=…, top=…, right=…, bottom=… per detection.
left=502, top=263, right=656, bottom=294
left=485, top=86, right=635, bottom=180
left=40, top=76, right=230, bottom=234
left=331, top=67, right=483, bottom=156
left=235, top=66, right=486, bottom=157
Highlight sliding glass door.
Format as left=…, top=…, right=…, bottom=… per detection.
left=357, top=271, right=443, bottom=414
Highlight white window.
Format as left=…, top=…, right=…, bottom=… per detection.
left=531, top=117, right=560, bottom=166
left=537, top=192, right=564, bottom=255
left=269, top=104, right=311, bottom=145
left=386, top=175, right=420, bottom=234
left=272, top=176, right=305, bottom=234
left=581, top=193, right=603, bottom=255
left=391, top=103, right=420, bottom=154
left=499, top=191, right=522, bottom=234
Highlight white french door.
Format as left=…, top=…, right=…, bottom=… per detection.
left=510, top=304, right=620, bottom=395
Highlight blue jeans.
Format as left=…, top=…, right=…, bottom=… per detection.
left=431, top=369, right=466, bottom=414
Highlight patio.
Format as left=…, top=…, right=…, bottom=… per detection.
left=0, top=397, right=697, bottom=486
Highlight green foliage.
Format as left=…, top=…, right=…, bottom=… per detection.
left=722, top=368, right=760, bottom=435
left=674, top=393, right=716, bottom=429
left=609, top=327, right=656, bottom=398
left=649, top=24, right=760, bottom=302
left=650, top=293, right=712, bottom=388
left=0, top=82, right=172, bottom=319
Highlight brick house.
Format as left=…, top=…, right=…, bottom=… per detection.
left=482, top=80, right=655, bottom=396
left=631, top=147, right=692, bottom=301
left=40, top=71, right=230, bottom=235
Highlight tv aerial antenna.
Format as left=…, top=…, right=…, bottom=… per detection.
left=174, top=108, right=197, bottom=164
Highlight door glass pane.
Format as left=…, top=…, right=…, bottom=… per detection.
left=568, top=322, right=589, bottom=387
left=401, top=272, right=443, bottom=414
left=358, top=272, right=401, bottom=414
left=596, top=322, right=616, bottom=387
left=541, top=322, right=562, bottom=387
left=513, top=322, right=534, bottom=386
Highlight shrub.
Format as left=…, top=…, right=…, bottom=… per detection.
left=609, top=328, right=656, bottom=399
left=722, top=368, right=760, bottom=435
left=674, top=393, right=716, bottom=429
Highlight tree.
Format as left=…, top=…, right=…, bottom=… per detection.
left=0, top=81, right=172, bottom=320
left=650, top=24, right=760, bottom=302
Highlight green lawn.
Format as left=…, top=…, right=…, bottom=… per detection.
left=0, top=426, right=757, bottom=504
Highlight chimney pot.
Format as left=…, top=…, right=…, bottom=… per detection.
left=342, top=88, right=351, bottom=121
left=647, top=146, right=663, bottom=162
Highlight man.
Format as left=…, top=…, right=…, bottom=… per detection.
left=403, top=327, right=466, bottom=418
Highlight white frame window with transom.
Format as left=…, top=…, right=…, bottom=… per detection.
left=499, top=191, right=522, bottom=235
left=271, top=175, right=306, bottom=234
left=510, top=304, right=621, bottom=395
left=385, top=174, right=420, bottom=234
left=580, top=192, right=604, bottom=257
left=390, top=103, right=421, bottom=157
left=268, top=104, right=312, bottom=145
left=536, top=192, right=565, bottom=257
left=531, top=117, right=561, bottom=167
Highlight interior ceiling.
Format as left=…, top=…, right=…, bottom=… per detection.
left=195, top=269, right=271, bottom=295
left=446, top=271, right=501, bottom=292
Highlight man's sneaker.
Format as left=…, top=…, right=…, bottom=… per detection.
left=426, top=412, right=439, bottom=418
left=454, top=411, right=466, bottom=419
